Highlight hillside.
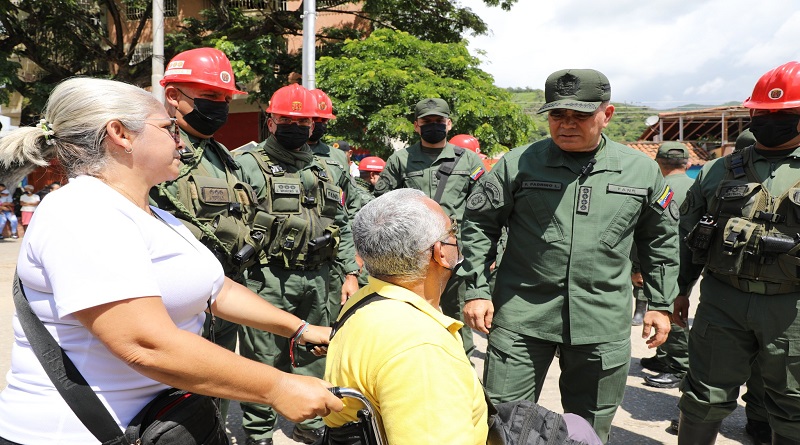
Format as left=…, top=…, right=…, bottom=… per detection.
left=509, top=88, right=736, bottom=143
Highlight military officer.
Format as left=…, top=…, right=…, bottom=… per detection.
left=306, top=89, right=364, bottom=315
left=460, top=69, right=678, bottom=443
left=149, top=49, right=264, bottom=420
left=235, top=84, right=359, bottom=445
left=675, top=61, right=800, bottom=445
left=374, top=98, right=487, bottom=355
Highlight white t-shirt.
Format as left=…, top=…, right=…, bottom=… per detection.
left=0, top=175, right=225, bottom=444
left=20, top=192, right=40, bottom=212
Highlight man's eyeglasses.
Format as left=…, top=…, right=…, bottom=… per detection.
left=145, top=117, right=180, bottom=144
left=272, top=116, right=314, bottom=127
left=431, top=218, right=464, bottom=267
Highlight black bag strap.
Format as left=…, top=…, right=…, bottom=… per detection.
left=433, top=146, right=465, bottom=203
left=330, top=292, right=387, bottom=340
left=12, top=271, right=130, bottom=445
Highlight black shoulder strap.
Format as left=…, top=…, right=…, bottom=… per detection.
left=12, top=272, right=130, bottom=445
left=329, top=292, right=387, bottom=340
left=433, top=146, right=465, bottom=203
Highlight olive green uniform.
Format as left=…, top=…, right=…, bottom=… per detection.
left=678, top=147, right=800, bottom=439
left=235, top=136, right=359, bottom=440
left=374, top=141, right=486, bottom=354
left=644, top=172, right=694, bottom=376
left=460, top=135, right=679, bottom=443
left=310, top=140, right=363, bottom=319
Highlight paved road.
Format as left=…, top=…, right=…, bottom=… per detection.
left=0, top=238, right=750, bottom=444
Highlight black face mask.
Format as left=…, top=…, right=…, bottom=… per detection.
left=749, top=113, right=800, bottom=148
left=183, top=97, right=230, bottom=136
left=275, top=124, right=311, bottom=150
left=309, top=122, right=327, bottom=142
left=420, top=122, right=447, bottom=144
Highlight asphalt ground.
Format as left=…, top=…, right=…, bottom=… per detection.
left=0, top=238, right=750, bottom=444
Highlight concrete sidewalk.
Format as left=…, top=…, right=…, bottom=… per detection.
left=0, top=238, right=749, bottom=444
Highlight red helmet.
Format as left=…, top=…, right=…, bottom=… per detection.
left=449, top=134, right=481, bottom=154
left=310, top=89, right=336, bottom=119
left=265, top=84, right=318, bottom=118
left=743, top=61, right=800, bottom=110
left=358, top=156, right=386, bottom=172
left=160, top=48, right=247, bottom=95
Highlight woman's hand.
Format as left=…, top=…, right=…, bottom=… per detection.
left=300, top=324, right=332, bottom=356
left=269, top=374, right=343, bottom=422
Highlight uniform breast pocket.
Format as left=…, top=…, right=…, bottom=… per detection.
left=320, top=182, right=342, bottom=218
left=269, top=177, right=302, bottom=214
left=402, top=170, right=425, bottom=190
left=187, top=175, right=230, bottom=219
left=716, top=181, right=763, bottom=218
left=600, top=196, right=642, bottom=251
left=518, top=189, right=565, bottom=243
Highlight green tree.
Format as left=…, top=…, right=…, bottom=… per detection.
left=316, top=29, right=535, bottom=158
left=0, top=0, right=153, bottom=123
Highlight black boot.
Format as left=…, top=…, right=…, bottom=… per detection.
left=632, top=299, right=647, bottom=326
left=773, top=432, right=800, bottom=445
left=677, top=413, right=720, bottom=445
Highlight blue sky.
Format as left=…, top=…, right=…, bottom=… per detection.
left=461, top=0, right=800, bottom=108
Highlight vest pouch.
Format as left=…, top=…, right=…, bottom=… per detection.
left=270, top=177, right=303, bottom=214
left=268, top=215, right=309, bottom=268
left=320, top=182, right=342, bottom=218
left=706, top=217, right=759, bottom=275
left=783, top=188, right=800, bottom=226
left=189, top=175, right=232, bottom=220
left=716, top=181, right=763, bottom=218
left=212, top=215, right=244, bottom=257
left=307, top=224, right=340, bottom=266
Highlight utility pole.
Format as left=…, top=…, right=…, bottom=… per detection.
left=301, top=0, right=317, bottom=89
left=151, top=0, right=165, bottom=103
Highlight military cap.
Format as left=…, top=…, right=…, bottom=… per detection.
left=415, top=98, right=450, bottom=119
left=332, top=140, right=352, bottom=152
left=656, top=141, right=689, bottom=159
left=734, top=129, right=756, bottom=152
left=537, top=69, right=611, bottom=114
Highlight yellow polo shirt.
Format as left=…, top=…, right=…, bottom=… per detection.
left=324, top=277, right=488, bottom=445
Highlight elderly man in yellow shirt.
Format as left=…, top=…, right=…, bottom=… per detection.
left=324, top=188, right=488, bottom=445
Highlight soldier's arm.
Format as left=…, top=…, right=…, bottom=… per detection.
left=634, top=171, right=681, bottom=312
left=234, top=151, right=269, bottom=204
left=461, top=159, right=513, bottom=301
left=373, top=154, right=402, bottom=197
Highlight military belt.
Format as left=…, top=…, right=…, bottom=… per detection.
left=709, top=271, right=800, bottom=295
left=262, top=259, right=324, bottom=271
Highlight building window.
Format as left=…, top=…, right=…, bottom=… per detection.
left=125, top=0, right=178, bottom=20
left=129, top=43, right=153, bottom=65
left=228, top=0, right=286, bottom=11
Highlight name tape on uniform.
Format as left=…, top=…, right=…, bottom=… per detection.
left=274, top=183, right=301, bottom=195
left=607, top=184, right=648, bottom=196
left=200, top=187, right=230, bottom=203
left=521, top=180, right=562, bottom=190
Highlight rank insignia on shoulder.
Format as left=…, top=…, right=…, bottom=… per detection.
left=470, top=166, right=485, bottom=180
left=656, top=185, right=674, bottom=209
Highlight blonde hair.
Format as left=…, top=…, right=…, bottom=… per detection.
left=0, top=77, right=163, bottom=177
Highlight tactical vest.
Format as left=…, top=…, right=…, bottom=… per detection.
left=241, top=147, right=342, bottom=270
left=152, top=138, right=269, bottom=278
left=700, top=147, right=800, bottom=292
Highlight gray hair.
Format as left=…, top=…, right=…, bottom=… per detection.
left=353, top=188, right=447, bottom=281
left=0, top=77, right=163, bottom=177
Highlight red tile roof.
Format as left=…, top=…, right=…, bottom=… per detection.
left=626, top=141, right=709, bottom=166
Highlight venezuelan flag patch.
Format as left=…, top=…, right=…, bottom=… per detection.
left=340, top=190, right=345, bottom=206
left=656, top=185, right=674, bottom=209
left=470, top=166, right=485, bottom=180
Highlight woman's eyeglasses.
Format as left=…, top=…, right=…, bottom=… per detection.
left=145, top=117, right=181, bottom=144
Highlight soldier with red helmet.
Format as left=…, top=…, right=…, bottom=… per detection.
left=235, top=84, right=359, bottom=445
left=675, top=61, right=800, bottom=444
left=356, top=156, right=386, bottom=194
left=149, top=48, right=269, bottom=416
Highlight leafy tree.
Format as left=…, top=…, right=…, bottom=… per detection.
left=316, top=29, right=534, bottom=158
left=0, top=0, right=153, bottom=123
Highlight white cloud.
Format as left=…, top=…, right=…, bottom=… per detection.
left=461, top=0, right=800, bottom=108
